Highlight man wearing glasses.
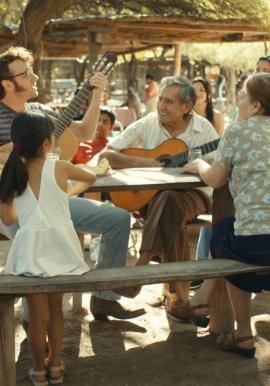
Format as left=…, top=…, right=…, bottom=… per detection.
left=0, top=46, right=144, bottom=321
left=100, top=76, right=219, bottom=316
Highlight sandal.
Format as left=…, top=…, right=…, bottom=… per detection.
left=28, top=368, right=48, bottom=386
left=217, top=332, right=256, bottom=358
left=47, top=361, right=65, bottom=384
left=165, top=299, right=210, bottom=328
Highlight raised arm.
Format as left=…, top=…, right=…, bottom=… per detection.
left=69, top=72, right=107, bottom=140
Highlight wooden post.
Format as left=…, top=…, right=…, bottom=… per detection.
left=72, top=233, right=85, bottom=313
left=209, top=278, right=234, bottom=334
left=88, top=32, right=102, bottom=69
left=173, top=43, right=182, bottom=76
left=0, top=296, right=15, bottom=386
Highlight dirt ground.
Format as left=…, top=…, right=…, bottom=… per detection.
left=3, top=232, right=270, bottom=386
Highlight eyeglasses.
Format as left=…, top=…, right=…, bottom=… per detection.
left=8, top=67, right=34, bottom=79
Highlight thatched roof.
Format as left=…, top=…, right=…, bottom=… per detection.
left=1, top=14, right=269, bottom=57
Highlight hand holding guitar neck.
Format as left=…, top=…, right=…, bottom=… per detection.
left=54, top=52, right=117, bottom=141
left=88, top=51, right=117, bottom=90
left=88, top=72, right=107, bottom=94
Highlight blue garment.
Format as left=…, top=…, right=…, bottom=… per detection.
left=210, top=217, right=270, bottom=293
left=195, top=226, right=212, bottom=261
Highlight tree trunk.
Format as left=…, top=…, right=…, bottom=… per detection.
left=11, top=0, right=74, bottom=102
left=14, top=0, right=74, bottom=51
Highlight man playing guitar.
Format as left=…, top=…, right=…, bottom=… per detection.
left=100, top=76, right=219, bottom=315
left=0, top=46, right=144, bottom=321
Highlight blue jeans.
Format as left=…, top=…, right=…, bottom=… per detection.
left=6, top=196, right=130, bottom=301
left=195, top=226, right=212, bottom=261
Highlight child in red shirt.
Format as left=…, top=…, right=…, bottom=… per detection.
left=73, top=107, right=115, bottom=164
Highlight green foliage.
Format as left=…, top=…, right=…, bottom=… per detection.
left=0, top=0, right=27, bottom=24
left=183, top=42, right=267, bottom=71
left=65, top=0, right=270, bottom=25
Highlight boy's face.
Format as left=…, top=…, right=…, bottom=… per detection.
left=94, top=112, right=113, bottom=141
left=256, top=59, right=270, bottom=73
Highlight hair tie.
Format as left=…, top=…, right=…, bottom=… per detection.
left=13, top=144, right=21, bottom=152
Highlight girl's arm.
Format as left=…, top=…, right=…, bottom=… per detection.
left=0, top=201, right=17, bottom=226
left=55, top=161, right=97, bottom=196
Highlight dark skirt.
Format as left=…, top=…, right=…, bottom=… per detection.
left=210, top=217, right=270, bottom=293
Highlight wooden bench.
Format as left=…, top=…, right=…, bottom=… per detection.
left=1, top=259, right=270, bottom=386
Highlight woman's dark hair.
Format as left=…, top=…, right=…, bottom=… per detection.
left=192, top=77, right=214, bottom=124
left=0, top=112, right=54, bottom=203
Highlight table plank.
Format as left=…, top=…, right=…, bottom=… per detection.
left=88, top=167, right=204, bottom=192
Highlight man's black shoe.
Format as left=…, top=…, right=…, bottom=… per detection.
left=90, top=296, right=145, bottom=320
left=190, top=280, right=203, bottom=290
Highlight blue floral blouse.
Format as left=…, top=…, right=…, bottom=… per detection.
left=216, top=115, right=270, bottom=235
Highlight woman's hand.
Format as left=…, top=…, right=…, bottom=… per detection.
left=183, top=159, right=229, bottom=189
left=182, top=159, right=209, bottom=174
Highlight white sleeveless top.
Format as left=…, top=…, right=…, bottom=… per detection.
left=5, top=159, right=89, bottom=277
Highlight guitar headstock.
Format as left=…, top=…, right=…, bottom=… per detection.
left=92, top=52, right=117, bottom=76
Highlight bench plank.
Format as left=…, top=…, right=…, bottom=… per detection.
left=0, top=259, right=269, bottom=295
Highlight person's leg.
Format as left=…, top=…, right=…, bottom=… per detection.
left=216, top=281, right=255, bottom=357
left=69, top=196, right=130, bottom=301
left=138, top=190, right=210, bottom=265
left=166, top=278, right=218, bottom=319
left=69, top=197, right=145, bottom=319
left=27, top=293, right=49, bottom=383
left=47, top=293, right=64, bottom=368
left=137, top=190, right=210, bottom=303
left=47, top=293, right=64, bottom=383
left=226, top=281, right=253, bottom=345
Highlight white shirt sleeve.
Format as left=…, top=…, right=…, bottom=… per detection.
left=109, top=115, right=150, bottom=151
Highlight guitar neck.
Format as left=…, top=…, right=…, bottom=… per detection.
left=169, top=138, right=220, bottom=167
left=54, top=81, right=92, bottom=140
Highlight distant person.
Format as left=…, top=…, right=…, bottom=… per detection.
left=144, top=73, right=158, bottom=114
left=228, top=75, right=248, bottom=124
left=0, top=112, right=94, bottom=385
left=73, top=107, right=115, bottom=165
left=256, top=55, right=270, bottom=73
left=122, top=87, right=142, bottom=119
left=192, top=77, right=224, bottom=136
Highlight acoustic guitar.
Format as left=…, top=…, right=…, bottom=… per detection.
left=109, top=137, right=220, bottom=212
left=0, top=52, right=117, bottom=161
